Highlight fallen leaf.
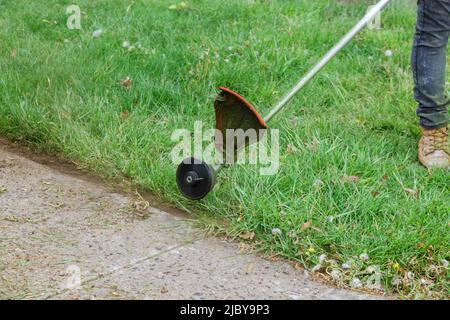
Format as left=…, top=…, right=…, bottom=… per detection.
left=403, top=188, right=418, bottom=198
left=286, top=143, right=298, bottom=154
left=341, top=175, right=360, bottom=183
left=120, top=111, right=129, bottom=119
left=293, top=263, right=303, bottom=271
left=239, top=231, right=255, bottom=241
left=267, top=253, right=280, bottom=262
left=245, top=263, right=254, bottom=274
left=132, top=199, right=150, bottom=217
left=160, top=287, right=168, bottom=294
left=120, top=77, right=132, bottom=90
left=300, top=221, right=312, bottom=232
left=426, top=245, right=434, bottom=257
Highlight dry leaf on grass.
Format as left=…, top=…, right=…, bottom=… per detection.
left=300, top=221, right=312, bottom=232
left=120, top=77, right=132, bottom=90
left=120, top=111, right=129, bottom=119
left=403, top=188, right=418, bottom=197
left=340, top=175, right=360, bottom=183
left=286, top=144, right=298, bottom=154
left=239, top=231, right=255, bottom=241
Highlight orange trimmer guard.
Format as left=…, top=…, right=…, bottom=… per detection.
left=214, top=87, right=267, bottom=161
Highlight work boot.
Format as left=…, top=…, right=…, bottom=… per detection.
left=418, top=126, right=450, bottom=169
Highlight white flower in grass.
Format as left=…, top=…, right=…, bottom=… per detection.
left=342, top=263, right=351, bottom=270
left=311, top=264, right=322, bottom=273
left=318, top=254, right=327, bottom=264
left=313, top=179, right=324, bottom=188
left=384, top=49, right=393, bottom=57
left=419, top=278, right=433, bottom=286
left=92, top=28, right=103, bottom=38
left=359, top=253, right=369, bottom=262
left=391, top=276, right=402, bottom=286
left=364, top=266, right=376, bottom=274
left=122, top=40, right=131, bottom=49
left=329, top=259, right=338, bottom=267
left=441, top=259, right=449, bottom=268
left=271, top=228, right=282, bottom=236
left=330, top=269, right=341, bottom=281
left=351, top=277, right=363, bottom=289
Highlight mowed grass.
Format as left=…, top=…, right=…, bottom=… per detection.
left=0, top=0, right=448, bottom=298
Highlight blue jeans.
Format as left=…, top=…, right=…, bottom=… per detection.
left=411, top=0, right=450, bottom=129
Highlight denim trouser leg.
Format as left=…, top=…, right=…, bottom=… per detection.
left=411, top=0, right=450, bottom=129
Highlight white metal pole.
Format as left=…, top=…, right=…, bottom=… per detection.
left=263, top=0, right=392, bottom=123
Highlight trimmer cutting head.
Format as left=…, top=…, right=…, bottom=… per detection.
left=214, top=87, right=267, bottom=161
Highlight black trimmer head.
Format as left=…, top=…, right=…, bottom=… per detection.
left=176, top=157, right=216, bottom=200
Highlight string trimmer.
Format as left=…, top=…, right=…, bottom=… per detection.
left=176, top=0, right=392, bottom=200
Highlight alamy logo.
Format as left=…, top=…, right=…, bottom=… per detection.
left=66, top=5, right=82, bottom=30
left=65, top=265, right=81, bottom=290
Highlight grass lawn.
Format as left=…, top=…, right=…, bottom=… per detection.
left=0, top=0, right=448, bottom=298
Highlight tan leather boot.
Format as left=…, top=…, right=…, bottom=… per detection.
left=418, top=126, right=450, bottom=169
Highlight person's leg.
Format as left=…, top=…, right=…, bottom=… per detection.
left=411, top=0, right=450, bottom=129
left=412, top=0, right=450, bottom=168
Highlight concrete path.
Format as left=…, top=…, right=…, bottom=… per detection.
left=0, top=141, right=377, bottom=300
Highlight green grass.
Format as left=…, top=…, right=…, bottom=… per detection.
left=0, top=0, right=448, bottom=298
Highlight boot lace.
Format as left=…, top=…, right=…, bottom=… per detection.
left=423, top=127, right=449, bottom=155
